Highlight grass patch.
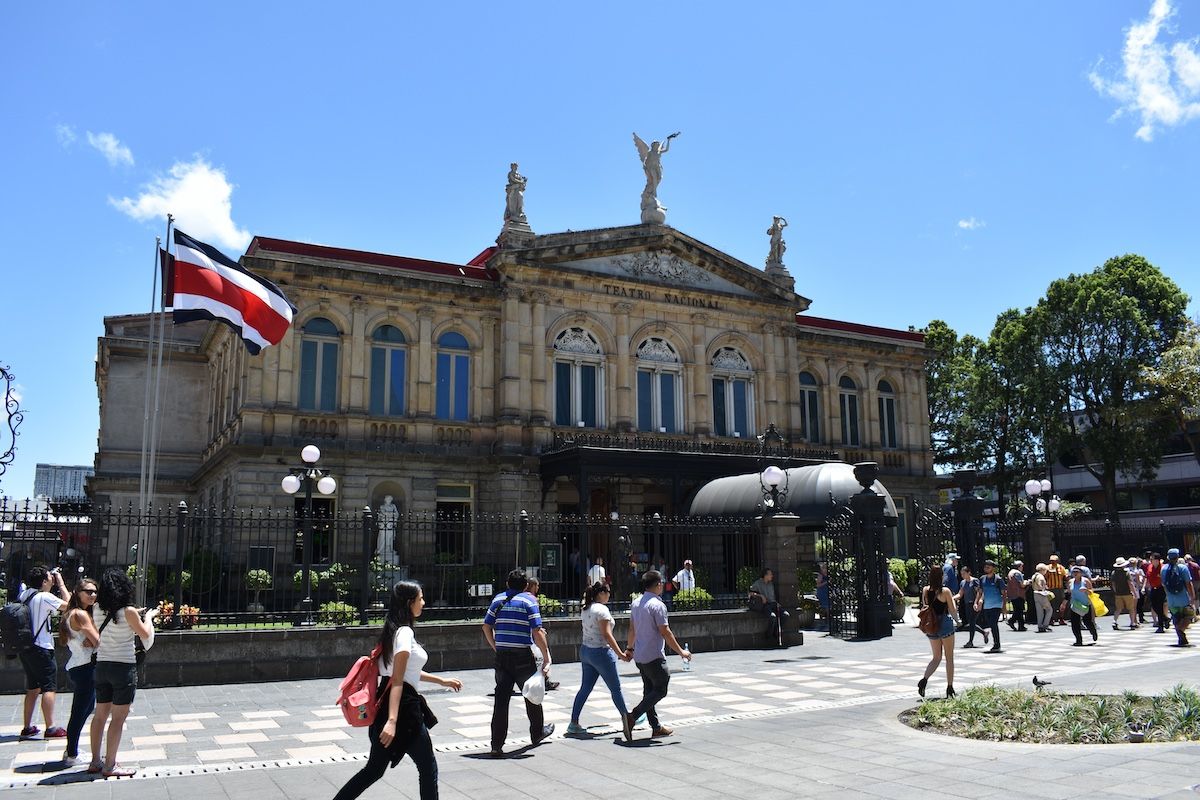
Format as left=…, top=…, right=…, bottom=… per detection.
left=902, top=684, right=1200, bottom=744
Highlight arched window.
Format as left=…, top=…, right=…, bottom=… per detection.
left=799, top=371, right=820, bottom=443
left=435, top=331, right=470, bottom=421
left=878, top=379, right=898, bottom=449
left=299, top=317, right=339, bottom=412
left=553, top=327, right=605, bottom=428
left=838, top=375, right=860, bottom=447
left=636, top=337, right=682, bottom=433
left=369, top=325, right=407, bottom=417
left=711, top=347, right=753, bottom=437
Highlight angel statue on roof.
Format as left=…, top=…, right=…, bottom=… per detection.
left=633, top=131, right=680, bottom=224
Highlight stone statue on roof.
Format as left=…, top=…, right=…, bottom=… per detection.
left=633, top=131, right=680, bottom=225
left=504, top=162, right=528, bottom=224
left=766, top=216, right=788, bottom=267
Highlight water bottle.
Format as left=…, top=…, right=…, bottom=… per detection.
left=682, top=642, right=692, bottom=672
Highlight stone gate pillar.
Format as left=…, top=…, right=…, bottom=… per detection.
left=759, top=512, right=804, bottom=647
left=951, top=470, right=985, bottom=570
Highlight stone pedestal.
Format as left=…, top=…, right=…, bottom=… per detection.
left=640, top=192, right=666, bottom=225
left=496, top=220, right=535, bottom=248
left=764, top=261, right=795, bottom=293
left=1028, top=517, right=1055, bottom=564
left=758, top=512, right=804, bottom=647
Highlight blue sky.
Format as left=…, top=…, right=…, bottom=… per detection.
left=2, top=2, right=1198, bottom=499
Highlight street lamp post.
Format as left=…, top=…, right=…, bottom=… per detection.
left=1023, top=478, right=1060, bottom=517
left=757, top=423, right=789, bottom=516
left=281, top=444, right=337, bottom=626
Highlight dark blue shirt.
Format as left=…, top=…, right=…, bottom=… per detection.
left=942, top=562, right=961, bottom=593
left=483, top=591, right=543, bottom=649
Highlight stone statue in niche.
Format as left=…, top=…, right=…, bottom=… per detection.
left=766, top=216, right=788, bottom=267
left=504, top=163, right=528, bottom=224
left=632, top=131, right=680, bottom=224
left=376, top=495, right=399, bottom=564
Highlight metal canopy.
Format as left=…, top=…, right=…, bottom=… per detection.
left=688, top=462, right=899, bottom=526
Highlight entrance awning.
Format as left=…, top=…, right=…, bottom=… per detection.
left=688, top=462, right=898, bottom=526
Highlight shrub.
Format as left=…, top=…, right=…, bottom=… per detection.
left=244, top=569, right=273, bottom=591
left=154, top=601, right=201, bottom=629
left=904, top=559, right=920, bottom=586
left=673, top=587, right=713, bottom=611
left=887, top=558, right=908, bottom=589
left=126, top=563, right=159, bottom=592
left=318, top=601, right=357, bottom=626
left=324, top=562, right=355, bottom=600
left=984, top=544, right=1014, bottom=573
left=183, top=549, right=221, bottom=593
left=536, top=594, right=563, bottom=616
left=796, top=567, right=817, bottom=595
left=735, top=565, right=758, bottom=592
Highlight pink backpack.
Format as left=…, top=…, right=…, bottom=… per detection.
left=336, top=644, right=389, bottom=727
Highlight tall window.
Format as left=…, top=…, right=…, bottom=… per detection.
left=553, top=327, right=605, bottom=428
left=435, top=483, right=473, bottom=564
left=435, top=331, right=470, bottom=421
left=798, top=371, right=821, bottom=443
left=711, top=347, right=753, bottom=437
left=877, top=379, right=898, bottom=449
left=636, top=337, right=682, bottom=433
left=369, top=325, right=407, bottom=416
left=299, top=317, right=339, bottom=412
left=839, top=375, right=860, bottom=446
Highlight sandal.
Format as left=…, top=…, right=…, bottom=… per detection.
left=86, top=761, right=104, bottom=774
left=102, top=764, right=137, bottom=778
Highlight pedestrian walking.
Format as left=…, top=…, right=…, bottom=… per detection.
left=89, top=567, right=157, bottom=777
left=567, top=582, right=632, bottom=735
left=13, top=565, right=69, bottom=741
left=482, top=570, right=554, bottom=757
left=1145, top=553, right=1168, bottom=633
left=671, top=559, right=696, bottom=592
left=1110, top=558, right=1137, bottom=630
left=333, top=581, right=462, bottom=800
left=1128, top=557, right=1146, bottom=626
left=942, top=553, right=961, bottom=595
left=976, top=560, right=1005, bottom=653
left=59, top=577, right=100, bottom=766
left=1006, top=560, right=1029, bottom=632
left=624, top=570, right=691, bottom=741
left=955, top=566, right=989, bottom=647
left=1163, top=549, right=1197, bottom=647
left=1062, top=565, right=1098, bottom=647
left=587, top=557, right=607, bottom=588
left=1045, top=554, right=1068, bottom=625
left=917, top=565, right=959, bottom=699
left=1031, top=564, right=1054, bottom=632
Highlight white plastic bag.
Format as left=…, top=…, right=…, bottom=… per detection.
left=522, top=671, right=545, bottom=705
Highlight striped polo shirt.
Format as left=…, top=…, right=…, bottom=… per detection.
left=483, top=590, right=543, bottom=649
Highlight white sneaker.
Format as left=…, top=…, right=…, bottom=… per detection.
left=62, top=751, right=80, bottom=767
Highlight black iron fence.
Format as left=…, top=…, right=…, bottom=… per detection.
left=0, top=500, right=758, bottom=629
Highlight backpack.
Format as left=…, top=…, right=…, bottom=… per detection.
left=336, top=644, right=389, bottom=727
left=1006, top=572, right=1024, bottom=598
left=0, top=591, right=38, bottom=659
left=1164, top=563, right=1187, bottom=594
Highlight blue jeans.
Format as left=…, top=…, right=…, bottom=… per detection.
left=571, top=646, right=627, bottom=721
left=66, top=663, right=96, bottom=758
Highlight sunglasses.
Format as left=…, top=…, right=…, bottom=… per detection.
left=80, top=589, right=97, bottom=595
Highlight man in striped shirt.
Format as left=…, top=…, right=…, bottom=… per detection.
left=482, top=570, right=554, bottom=756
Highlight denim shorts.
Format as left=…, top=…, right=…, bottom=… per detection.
left=94, top=661, right=138, bottom=706
left=926, top=613, right=955, bottom=640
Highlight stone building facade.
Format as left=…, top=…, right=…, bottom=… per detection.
left=91, top=222, right=935, bottom=567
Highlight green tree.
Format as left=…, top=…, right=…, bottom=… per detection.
left=923, top=319, right=983, bottom=469
left=1142, top=320, right=1200, bottom=466
left=1033, top=255, right=1189, bottom=518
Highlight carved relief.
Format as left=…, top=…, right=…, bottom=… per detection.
left=636, top=337, right=680, bottom=363
left=711, top=347, right=751, bottom=372
left=554, top=327, right=602, bottom=355
left=613, top=251, right=711, bottom=286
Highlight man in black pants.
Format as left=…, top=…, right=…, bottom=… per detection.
left=482, top=570, right=554, bottom=757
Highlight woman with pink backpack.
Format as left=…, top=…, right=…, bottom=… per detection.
left=333, top=581, right=462, bottom=800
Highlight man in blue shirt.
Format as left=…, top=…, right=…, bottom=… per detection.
left=975, top=559, right=1005, bottom=653
left=482, top=569, right=554, bottom=756
left=942, top=553, right=961, bottom=595
left=1163, top=548, right=1197, bottom=647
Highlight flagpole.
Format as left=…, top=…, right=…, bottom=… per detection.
left=136, top=235, right=162, bottom=514
left=146, top=216, right=172, bottom=511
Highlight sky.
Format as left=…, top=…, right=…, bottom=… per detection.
left=2, top=1, right=1199, bottom=499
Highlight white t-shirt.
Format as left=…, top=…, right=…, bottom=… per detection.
left=18, top=589, right=62, bottom=651
left=378, top=625, right=427, bottom=690
left=587, top=564, right=606, bottom=585
left=672, top=569, right=695, bottom=591
left=580, top=602, right=614, bottom=649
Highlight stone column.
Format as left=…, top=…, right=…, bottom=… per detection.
left=481, top=316, right=498, bottom=423
left=348, top=298, right=368, bottom=412
left=530, top=292, right=549, bottom=426
left=499, top=288, right=523, bottom=422
left=759, top=512, right=803, bottom=647
left=762, top=322, right=779, bottom=425
left=691, top=312, right=710, bottom=435
left=613, top=302, right=633, bottom=431
left=416, top=306, right=434, bottom=417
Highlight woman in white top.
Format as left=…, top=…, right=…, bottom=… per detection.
left=567, top=581, right=632, bottom=735
left=89, top=567, right=156, bottom=778
left=59, top=577, right=100, bottom=766
left=333, top=581, right=462, bottom=800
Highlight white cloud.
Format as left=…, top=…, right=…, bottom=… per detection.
left=111, top=157, right=252, bottom=252
left=55, top=124, right=76, bottom=147
left=957, top=217, right=986, bottom=231
left=1090, top=0, right=1200, bottom=141
left=86, top=131, right=134, bottom=166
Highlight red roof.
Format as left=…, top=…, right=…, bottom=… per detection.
left=246, top=237, right=498, bottom=282
left=795, top=314, right=925, bottom=343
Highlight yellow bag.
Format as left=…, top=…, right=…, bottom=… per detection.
left=1089, top=591, right=1108, bottom=617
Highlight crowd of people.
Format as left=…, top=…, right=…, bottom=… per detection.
left=919, top=547, right=1198, bottom=698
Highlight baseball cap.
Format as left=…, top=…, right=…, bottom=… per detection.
left=1071, top=565, right=1084, bottom=573
left=1167, top=548, right=1181, bottom=558
left=984, top=559, right=997, bottom=567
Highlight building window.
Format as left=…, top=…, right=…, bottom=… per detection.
left=553, top=327, right=605, bottom=428
left=435, top=331, right=470, bottom=421
left=710, top=347, right=753, bottom=437
left=839, top=375, right=860, bottom=447
left=636, top=337, right=682, bottom=433
left=877, top=379, right=898, bottom=449
left=369, top=325, right=407, bottom=417
left=892, top=498, right=908, bottom=559
left=799, top=371, right=820, bottom=443
left=299, top=317, right=340, bottom=412
left=435, top=483, right=473, bottom=564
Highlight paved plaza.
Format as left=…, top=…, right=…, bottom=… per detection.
left=3, top=614, right=1199, bottom=798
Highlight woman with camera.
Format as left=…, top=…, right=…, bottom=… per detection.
left=88, top=567, right=156, bottom=777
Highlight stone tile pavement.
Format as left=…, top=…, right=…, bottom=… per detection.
left=3, top=615, right=1198, bottom=798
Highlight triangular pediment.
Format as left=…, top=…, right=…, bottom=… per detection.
left=490, top=224, right=810, bottom=310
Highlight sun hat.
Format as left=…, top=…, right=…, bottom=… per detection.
left=1049, top=554, right=1060, bottom=561
left=1113, top=557, right=1129, bottom=568
left=1013, top=559, right=1024, bottom=566
left=947, top=552, right=959, bottom=560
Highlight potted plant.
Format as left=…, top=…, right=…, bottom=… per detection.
left=797, top=597, right=820, bottom=628
left=245, top=568, right=272, bottom=613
